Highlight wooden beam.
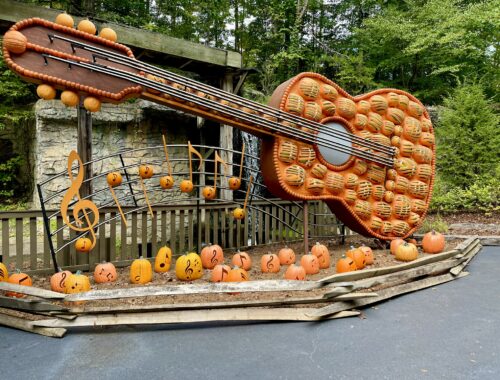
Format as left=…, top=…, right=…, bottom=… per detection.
left=0, top=312, right=66, bottom=337
left=0, top=282, right=66, bottom=299
left=0, top=296, right=69, bottom=312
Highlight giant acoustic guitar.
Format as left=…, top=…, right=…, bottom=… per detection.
left=2, top=17, right=435, bottom=241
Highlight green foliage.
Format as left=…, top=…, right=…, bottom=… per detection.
left=0, top=156, right=23, bottom=201
left=418, top=214, right=449, bottom=234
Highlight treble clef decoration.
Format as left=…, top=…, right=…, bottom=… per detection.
left=60, top=150, right=100, bottom=251
left=185, top=259, right=194, bottom=277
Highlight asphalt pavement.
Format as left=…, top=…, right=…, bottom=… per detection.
left=1, top=246, right=499, bottom=380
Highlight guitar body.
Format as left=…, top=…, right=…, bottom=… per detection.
left=3, top=18, right=435, bottom=241
left=262, top=73, right=435, bottom=240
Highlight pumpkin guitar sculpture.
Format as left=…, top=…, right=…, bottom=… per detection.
left=2, top=17, right=435, bottom=241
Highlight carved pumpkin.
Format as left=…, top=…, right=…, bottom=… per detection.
left=422, top=230, right=445, bottom=254
left=139, top=165, right=153, bottom=179
left=106, top=172, right=122, bottom=187
left=261, top=253, right=281, bottom=273
left=64, top=270, right=91, bottom=294
left=390, top=238, right=405, bottom=255
left=300, top=253, right=320, bottom=275
left=346, top=246, right=366, bottom=269
left=227, top=266, right=249, bottom=282
left=160, top=175, right=175, bottom=189
left=99, top=27, right=117, bottom=42
left=130, top=256, right=153, bottom=284
left=61, top=90, right=79, bottom=107
left=211, top=264, right=231, bottom=282
left=176, top=252, right=203, bottom=281
left=202, top=186, right=216, bottom=200
left=228, top=177, right=241, bottom=190
left=154, top=246, right=172, bottom=273
left=311, top=242, right=330, bottom=269
left=359, top=245, right=374, bottom=265
left=83, top=96, right=101, bottom=112
left=55, top=13, right=74, bottom=28
left=395, top=242, right=419, bottom=262
left=232, top=251, right=252, bottom=270
left=0, top=262, right=8, bottom=282
left=3, top=31, right=27, bottom=54
left=200, top=244, right=224, bottom=269
left=233, top=207, right=246, bottom=220
left=180, top=179, right=194, bottom=193
left=6, top=271, right=32, bottom=298
left=336, top=255, right=357, bottom=273
left=50, top=269, right=72, bottom=293
left=75, top=237, right=92, bottom=252
left=278, top=246, right=296, bottom=265
left=36, top=84, right=56, bottom=100
left=77, top=19, right=96, bottom=35
left=284, top=264, right=306, bottom=280
left=94, top=261, right=117, bottom=283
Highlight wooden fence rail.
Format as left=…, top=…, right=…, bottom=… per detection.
left=0, top=200, right=348, bottom=275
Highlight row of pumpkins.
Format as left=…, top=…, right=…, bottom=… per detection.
left=0, top=230, right=445, bottom=297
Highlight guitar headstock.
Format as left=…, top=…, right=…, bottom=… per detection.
left=2, top=16, right=143, bottom=111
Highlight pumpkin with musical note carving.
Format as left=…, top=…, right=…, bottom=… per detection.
left=64, top=270, right=91, bottom=294
left=359, top=245, right=374, bottom=265
left=106, top=172, right=122, bottom=187
left=94, top=261, right=117, bottom=283
left=160, top=175, right=174, bottom=189
left=50, top=269, right=72, bottom=293
left=154, top=246, right=172, bottom=273
left=336, top=255, right=357, bottom=273
left=278, top=246, right=296, bottom=265
left=139, top=165, right=154, bottom=179
left=200, top=244, right=224, bottom=269
left=300, top=252, right=320, bottom=275
left=0, top=262, right=8, bottom=282
left=311, top=242, right=330, bottom=269
left=261, top=253, right=281, bottom=273
left=228, top=177, right=241, bottom=190
left=233, top=207, right=246, bottom=220
left=176, top=252, right=203, bottom=281
left=130, top=256, right=153, bottom=284
left=232, top=251, right=252, bottom=270
left=75, top=237, right=92, bottom=252
left=346, top=246, right=366, bottom=269
left=284, top=264, right=306, bottom=280
left=180, top=179, right=194, bottom=193
left=211, top=264, right=231, bottom=282
left=202, top=186, right=216, bottom=200
left=6, top=270, right=33, bottom=298
left=227, top=266, right=249, bottom=282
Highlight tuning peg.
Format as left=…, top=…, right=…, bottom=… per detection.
left=99, top=27, right=117, bottom=42
left=84, top=97, right=101, bottom=112
left=36, top=84, right=56, bottom=100
left=55, top=13, right=74, bottom=28
left=233, top=208, right=246, bottom=220
left=77, top=19, right=96, bottom=35
left=3, top=31, right=27, bottom=54
left=202, top=186, right=216, bottom=200
left=61, top=91, right=79, bottom=107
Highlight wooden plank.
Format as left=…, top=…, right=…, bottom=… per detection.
left=151, top=210, right=157, bottom=256
left=251, top=208, right=257, bottom=246
left=69, top=228, right=77, bottom=266
left=213, top=209, right=218, bottom=245
left=264, top=206, right=270, bottom=244
left=228, top=209, right=234, bottom=247
left=161, top=210, right=167, bottom=247
left=1, top=219, right=9, bottom=266
left=0, top=312, right=66, bottom=338
left=450, top=245, right=482, bottom=276
left=120, top=213, right=128, bottom=261
left=16, top=218, right=23, bottom=269
left=187, top=209, right=193, bottom=251
left=258, top=207, right=263, bottom=245
left=236, top=218, right=241, bottom=249
left=179, top=209, right=185, bottom=253
left=131, top=212, right=138, bottom=259
left=29, top=217, right=37, bottom=271
left=0, top=296, right=69, bottom=312
left=98, top=214, right=107, bottom=263
left=170, top=210, right=176, bottom=253
left=221, top=208, right=227, bottom=248
left=0, top=282, right=66, bottom=299
left=141, top=211, right=148, bottom=257
left=110, top=212, right=116, bottom=261
left=43, top=223, right=51, bottom=270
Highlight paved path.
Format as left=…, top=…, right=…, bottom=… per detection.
left=1, top=246, right=499, bottom=380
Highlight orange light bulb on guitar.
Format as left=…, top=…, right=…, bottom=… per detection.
left=77, top=19, right=96, bottom=35
left=202, top=186, right=216, bottom=200
left=3, top=31, right=27, bottom=54
left=106, top=172, right=122, bottom=187
left=180, top=179, right=194, bottom=193
left=99, top=27, right=117, bottom=42
left=55, top=13, right=74, bottom=28
left=61, top=91, right=79, bottom=107
left=83, top=97, right=101, bottom=112
left=159, top=175, right=174, bottom=189
left=228, top=177, right=241, bottom=190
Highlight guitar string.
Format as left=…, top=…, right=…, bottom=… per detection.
left=50, top=34, right=394, bottom=156
left=42, top=52, right=394, bottom=167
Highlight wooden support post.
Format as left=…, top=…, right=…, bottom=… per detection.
left=219, top=73, right=234, bottom=201
left=77, top=102, right=92, bottom=199
left=303, top=201, right=309, bottom=255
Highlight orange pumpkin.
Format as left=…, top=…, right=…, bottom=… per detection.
left=232, top=251, right=252, bottom=270
left=75, top=237, right=92, bottom=252
left=233, top=208, right=246, bottom=220
left=94, top=261, right=117, bottom=283
left=300, top=253, right=320, bottom=275
left=50, top=269, right=72, bottom=293
left=99, top=27, right=117, bottom=42
left=55, top=13, right=74, bottom=28
left=261, top=253, right=280, bottom=273
left=3, top=31, right=27, bottom=54
left=139, top=165, right=153, bottom=179
left=180, top=179, right=194, bottom=193
left=159, top=175, right=174, bottom=189
left=284, top=264, right=306, bottom=280
left=154, top=246, right=172, bottom=273
left=278, top=246, right=296, bottom=265
left=422, top=230, right=445, bottom=254
left=83, top=96, right=101, bottom=112
left=6, top=271, right=32, bottom=298
left=77, top=19, right=96, bottom=35
left=228, top=177, right=241, bottom=190
left=346, top=246, right=366, bottom=269
left=211, top=264, right=231, bottom=282
left=200, top=244, right=224, bottom=269
left=390, top=238, right=405, bottom=255
left=395, top=242, right=419, bottom=261
left=61, top=90, right=79, bottom=107
left=130, top=256, right=153, bottom=284
left=311, top=242, right=330, bottom=269
left=106, top=172, right=123, bottom=187
left=36, top=84, right=56, bottom=100
left=359, top=245, right=374, bottom=265
left=0, top=262, right=8, bottom=282
left=336, top=255, right=357, bottom=273
left=227, top=266, right=249, bottom=282
left=202, top=186, right=216, bottom=200
left=64, top=270, right=91, bottom=294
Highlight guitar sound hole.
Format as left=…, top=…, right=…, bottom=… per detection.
left=317, top=122, right=353, bottom=166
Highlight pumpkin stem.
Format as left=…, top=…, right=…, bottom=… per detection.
left=75, top=270, right=82, bottom=275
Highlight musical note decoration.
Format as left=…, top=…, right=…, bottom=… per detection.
left=202, top=151, right=228, bottom=200
left=159, top=134, right=175, bottom=189
left=106, top=172, right=128, bottom=227
left=233, top=175, right=254, bottom=220
left=180, top=141, right=203, bottom=193
left=138, top=165, right=154, bottom=217
left=60, top=150, right=99, bottom=252
left=228, top=143, right=246, bottom=191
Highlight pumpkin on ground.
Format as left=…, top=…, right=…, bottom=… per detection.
left=94, top=261, right=117, bottom=283
left=6, top=270, right=33, bottom=298
left=232, top=251, right=252, bottom=270
left=284, top=264, right=306, bottom=280
left=278, top=246, right=296, bottom=265
left=390, top=238, right=405, bottom=255
left=311, top=242, right=330, bottom=269
left=154, top=246, right=173, bottom=273
left=227, top=266, right=249, bottom=282
left=200, top=244, right=224, bottom=269
left=346, top=246, right=366, bottom=269
left=176, top=252, right=203, bottom=281
left=336, top=255, right=357, bottom=273
left=359, top=245, right=374, bottom=265
left=64, top=271, right=91, bottom=294
left=422, top=230, right=445, bottom=254
left=50, top=269, right=72, bottom=293
left=211, top=264, right=231, bottom=282
left=300, top=252, right=320, bottom=275
left=261, top=253, right=280, bottom=273
left=130, top=256, right=153, bottom=284
left=0, top=262, right=8, bottom=282
left=395, top=242, right=419, bottom=262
